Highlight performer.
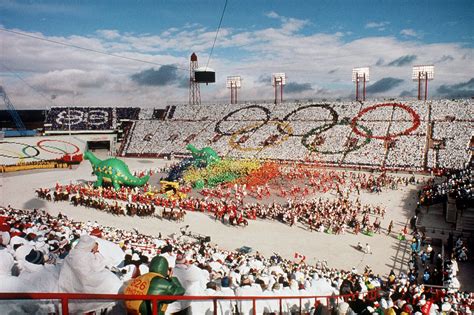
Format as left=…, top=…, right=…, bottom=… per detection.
left=124, top=256, right=185, bottom=315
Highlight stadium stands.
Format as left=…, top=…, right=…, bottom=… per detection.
left=121, top=100, right=473, bottom=171
left=0, top=205, right=471, bottom=314
left=45, top=107, right=140, bottom=132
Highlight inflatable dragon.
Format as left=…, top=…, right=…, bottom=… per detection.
left=83, top=150, right=149, bottom=190
left=186, top=144, right=220, bottom=167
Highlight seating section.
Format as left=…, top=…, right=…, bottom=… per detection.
left=122, top=100, right=473, bottom=171
left=1, top=205, right=470, bottom=314
left=45, top=107, right=140, bottom=131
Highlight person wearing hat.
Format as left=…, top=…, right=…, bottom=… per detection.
left=235, top=274, right=261, bottom=315
left=0, top=251, right=30, bottom=314
left=167, top=253, right=209, bottom=314
left=217, top=276, right=236, bottom=314
left=58, top=235, right=123, bottom=313
left=14, top=245, right=60, bottom=313
left=0, top=231, right=11, bottom=248
left=124, top=256, right=185, bottom=315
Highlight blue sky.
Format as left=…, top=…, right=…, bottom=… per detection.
left=1, top=0, right=473, bottom=107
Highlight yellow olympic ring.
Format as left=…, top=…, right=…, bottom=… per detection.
left=229, top=121, right=293, bottom=152
left=0, top=149, right=24, bottom=159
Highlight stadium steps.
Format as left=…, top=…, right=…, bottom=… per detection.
left=459, top=209, right=474, bottom=232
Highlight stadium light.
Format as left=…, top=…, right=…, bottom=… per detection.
left=226, top=76, right=242, bottom=104
left=352, top=67, right=370, bottom=101
left=412, top=65, right=434, bottom=100
left=272, top=73, right=286, bottom=105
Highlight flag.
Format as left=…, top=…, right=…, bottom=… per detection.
left=294, top=252, right=306, bottom=261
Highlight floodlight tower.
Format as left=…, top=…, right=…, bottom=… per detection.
left=352, top=67, right=370, bottom=101
left=226, top=76, right=242, bottom=104
left=272, top=73, right=286, bottom=105
left=412, top=65, right=434, bottom=100
left=189, top=52, right=201, bottom=105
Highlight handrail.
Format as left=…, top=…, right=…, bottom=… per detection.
left=0, top=289, right=380, bottom=315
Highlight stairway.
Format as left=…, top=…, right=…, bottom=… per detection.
left=459, top=208, right=474, bottom=232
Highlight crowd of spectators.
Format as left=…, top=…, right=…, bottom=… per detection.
left=45, top=107, right=140, bottom=131
left=116, top=107, right=140, bottom=121
left=121, top=100, right=472, bottom=172
left=419, top=163, right=473, bottom=207
left=0, top=205, right=472, bottom=314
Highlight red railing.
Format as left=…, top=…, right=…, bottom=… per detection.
left=0, top=289, right=380, bottom=315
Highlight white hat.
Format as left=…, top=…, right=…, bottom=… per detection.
left=131, top=253, right=141, bottom=261
left=441, top=302, right=451, bottom=312
left=338, top=302, right=350, bottom=314
left=1, top=232, right=11, bottom=246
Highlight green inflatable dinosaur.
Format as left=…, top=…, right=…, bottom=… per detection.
left=83, top=150, right=149, bottom=190
left=186, top=144, right=220, bottom=167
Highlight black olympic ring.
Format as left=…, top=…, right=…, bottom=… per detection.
left=277, top=103, right=339, bottom=137
left=215, top=105, right=271, bottom=136
left=0, top=141, right=40, bottom=159
left=301, top=121, right=373, bottom=155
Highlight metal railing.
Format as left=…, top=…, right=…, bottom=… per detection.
left=0, top=289, right=380, bottom=315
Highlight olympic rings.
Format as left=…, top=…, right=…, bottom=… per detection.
left=37, top=139, right=80, bottom=155
left=0, top=141, right=40, bottom=159
left=40, top=145, right=70, bottom=155
left=278, top=104, right=339, bottom=136
left=215, top=105, right=271, bottom=136
left=0, top=139, right=80, bottom=160
left=229, top=121, right=293, bottom=152
left=301, top=121, right=373, bottom=155
left=0, top=148, right=24, bottom=159
left=351, top=103, right=421, bottom=140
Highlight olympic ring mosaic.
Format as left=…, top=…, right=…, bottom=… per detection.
left=214, top=102, right=421, bottom=154
left=228, top=121, right=293, bottom=152
left=301, top=121, right=372, bottom=155
left=0, top=141, right=41, bottom=159
left=0, top=140, right=81, bottom=160
left=351, top=103, right=421, bottom=141
left=55, top=109, right=110, bottom=126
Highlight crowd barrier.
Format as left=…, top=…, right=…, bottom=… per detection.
left=0, top=289, right=380, bottom=315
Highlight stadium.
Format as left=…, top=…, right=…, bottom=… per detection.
left=1, top=1, right=473, bottom=315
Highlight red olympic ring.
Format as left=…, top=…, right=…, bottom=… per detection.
left=351, top=103, right=421, bottom=140
left=37, top=139, right=80, bottom=155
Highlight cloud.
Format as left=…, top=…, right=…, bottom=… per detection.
left=366, top=77, right=404, bottom=93
left=96, top=29, right=121, bottom=40
left=257, top=75, right=272, bottom=84
left=285, top=82, right=313, bottom=94
left=387, top=55, right=417, bottom=67
left=399, top=90, right=414, bottom=97
left=265, top=11, right=280, bottom=19
left=400, top=29, right=420, bottom=38
left=1, top=11, right=473, bottom=108
left=375, top=58, right=384, bottom=66
left=264, top=11, right=309, bottom=33
left=130, top=65, right=182, bottom=86
left=365, top=21, right=390, bottom=31
left=435, top=55, right=454, bottom=63
left=436, top=78, right=474, bottom=98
